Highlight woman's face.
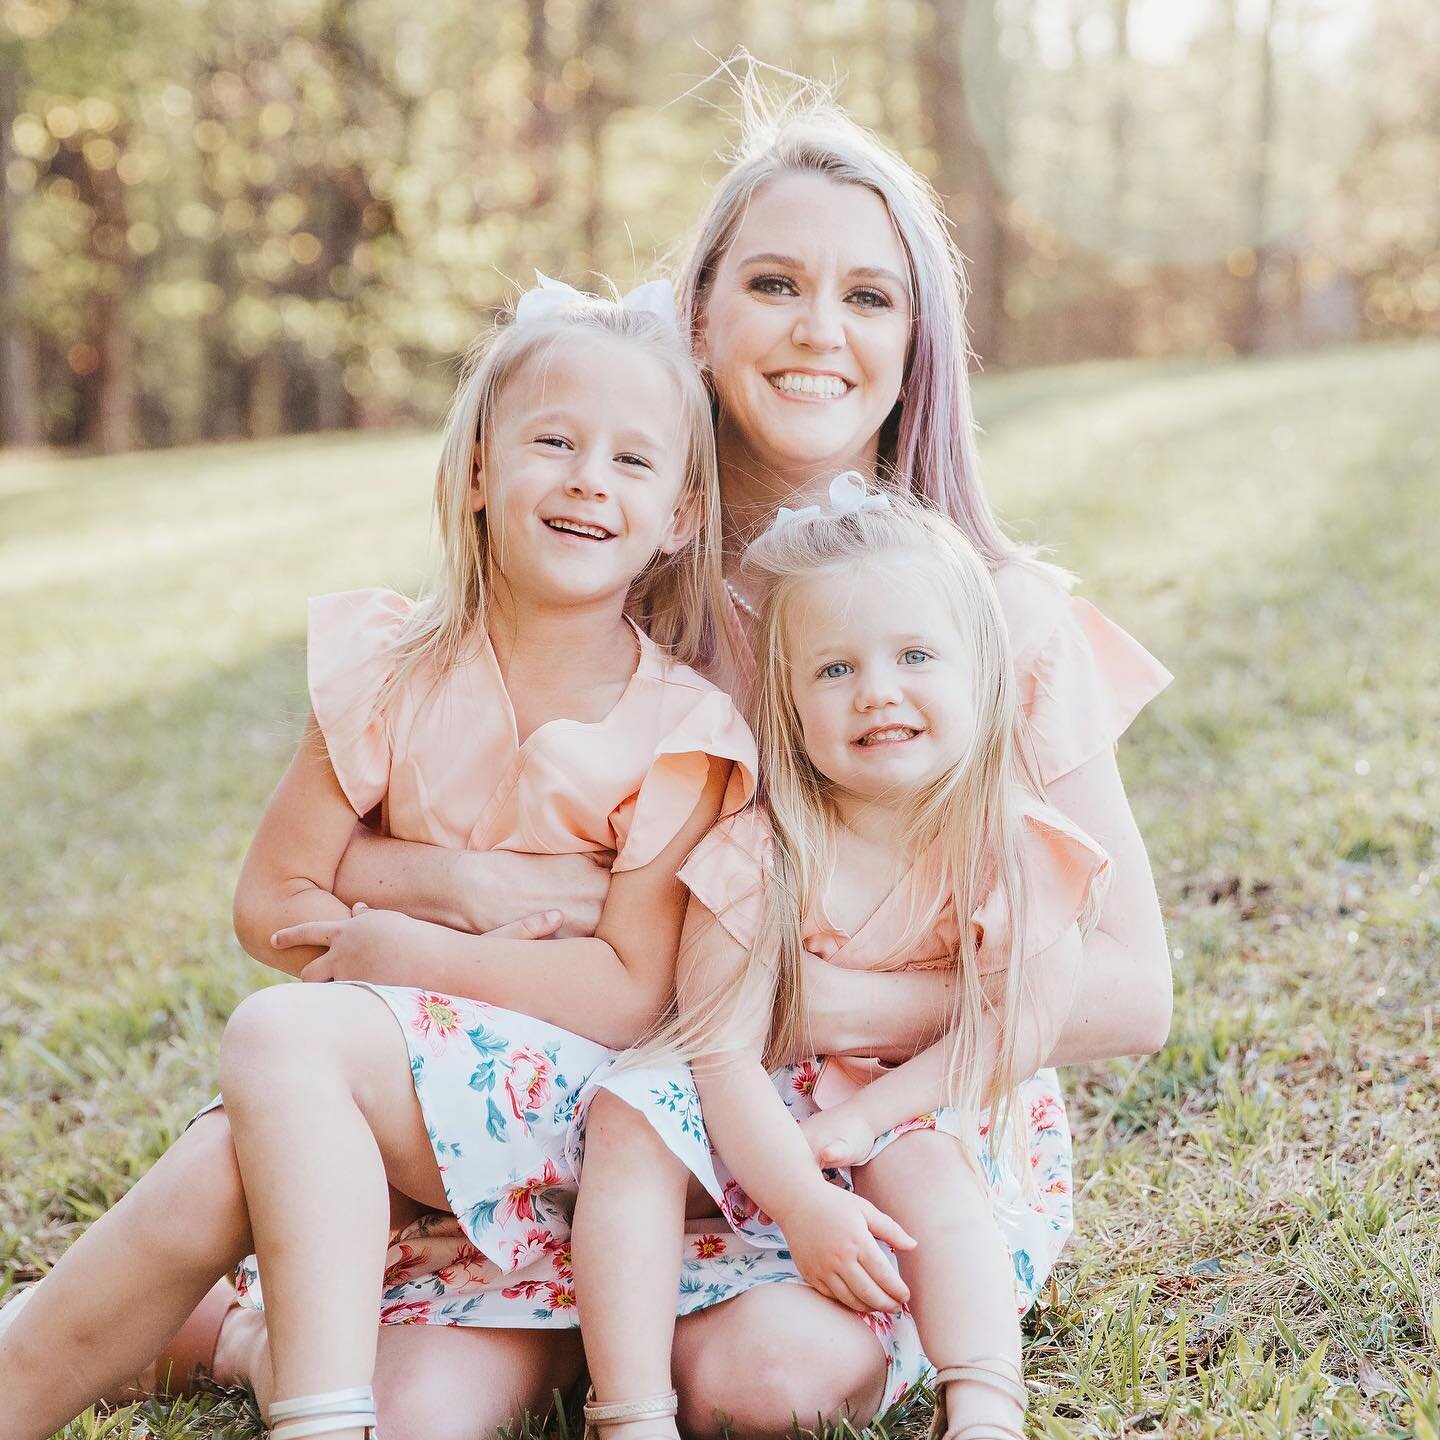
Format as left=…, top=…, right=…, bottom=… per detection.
left=699, top=173, right=912, bottom=488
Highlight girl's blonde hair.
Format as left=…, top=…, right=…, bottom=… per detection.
left=382, top=293, right=726, bottom=703
left=676, top=59, right=1032, bottom=572
left=677, top=495, right=1050, bottom=1153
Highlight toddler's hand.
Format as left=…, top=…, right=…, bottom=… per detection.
left=274, top=903, right=431, bottom=985
left=779, top=1183, right=915, bottom=1315
left=799, top=1107, right=877, bottom=1169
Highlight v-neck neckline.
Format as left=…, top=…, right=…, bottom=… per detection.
left=479, top=616, right=654, bottom=753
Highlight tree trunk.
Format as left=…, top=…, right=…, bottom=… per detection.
left=85, top=149, right=137, bottom=452
left=1239, top=0, right=1277, bottom=353
left=0, top=57, right=41, bottom=447
left=919, top=0, right=1007, bottom=368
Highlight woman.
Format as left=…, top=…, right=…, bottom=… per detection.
left=0, top=84, right=1169, bottom=1440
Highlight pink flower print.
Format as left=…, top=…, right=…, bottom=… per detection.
left=1044, top=1176, right=1071, bottom=1196
left=1029, top=1094, right=1063, bottom=1132
left=435, top=1241, right=492, bottom=1287
left=380, top=1299, right=432, bottom=1325
left=383, top=1242, right=425, bottom=1288
left=504, top=1226, right=557, bottom=1270
left=502, top=1158, right=562, bottom=1223
left=545, top=1281, right=577, bottom=1311
left=792, top=1061, right=820, bottom=1097
left=692, top=1234, right=728, bottom=1259
left=860, top=1308, right=896, bottom=1340
left=892, top=1113, right=938, bottom=1139
left=411, top=992, right=464, bottom=1053
left=721, top=1180, right=773, bottom=1230
left=545, top=1237, right=574, bottom=1279
left=504, top=1045, right=554, bottom=1127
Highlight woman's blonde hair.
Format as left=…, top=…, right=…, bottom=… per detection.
left=675, top=494, right=1049, bottom=1154
left=676, top=58, right=1032, bottom=572
left=381, top=292, right=726, bottom=704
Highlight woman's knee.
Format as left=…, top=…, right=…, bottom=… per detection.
left=676, top=1299, right=885, bottom=1438
left=218, top=985, right=355, bottom=1105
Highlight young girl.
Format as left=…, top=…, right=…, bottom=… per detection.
left=570, top=482, right=1110, bottom=1440
left=0, top=277, right=756, bottom=1440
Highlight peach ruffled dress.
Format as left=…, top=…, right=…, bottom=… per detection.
left=228, top=588, right=757, bottom=1326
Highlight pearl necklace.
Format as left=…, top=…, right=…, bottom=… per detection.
left=724, top=577, right=758, bottom=620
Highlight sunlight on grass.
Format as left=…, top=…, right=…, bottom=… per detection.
left=3, top=342, right=1437, bottom=1438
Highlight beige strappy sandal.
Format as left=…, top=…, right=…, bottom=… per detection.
left=582, top=1387, right=679, bottom=1440
left=927, top=1356, right=1028, bottom=1440
left=267, top=1384, right=378, bottom=1439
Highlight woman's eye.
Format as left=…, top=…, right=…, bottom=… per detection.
left=615, top=452, right=653, bottom=470
left=749, top=274, right=798, bottom=298
left=819, top=661, right=852, bottom=680
left=901, top=649, right=930, bottom=665
left=849, top=287, right=892, bottom=310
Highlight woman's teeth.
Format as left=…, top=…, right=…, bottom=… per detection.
left=768, top=373, right=849, bottom=399
left=545, top=518, right=611, bottom=540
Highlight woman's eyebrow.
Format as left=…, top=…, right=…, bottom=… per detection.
left=738, top=252, right=905, bottom=290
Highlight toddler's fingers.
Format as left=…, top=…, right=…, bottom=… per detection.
left=300, top=955, right=336, bottom=983
left=859, top=1243, right=910, bottom=1309
left=486, top=910, right=563, bottom=940
left=824, top=1272, right=877, bottom=1316
left=855, top=1195, right=916, bottom=1252
left=839, top=1259, right=903, bottom=1315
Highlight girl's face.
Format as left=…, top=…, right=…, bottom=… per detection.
left=699, top=173, right=912, bottom=485
left=782, top=558, right=976, bottom=807
left=473, top=332, right=694, bottom=610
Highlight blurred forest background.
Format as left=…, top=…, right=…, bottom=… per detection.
left=1, top=0, right=1437, bottom=453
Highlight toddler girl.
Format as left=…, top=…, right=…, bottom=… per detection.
left=0, top=276, right=754, bottom=1440
left=572, top=481, right=1109, bottom=1440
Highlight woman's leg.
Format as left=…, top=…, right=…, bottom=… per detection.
left=671, top=1285, right=888, bottom=1440
left=570, top=1091, right=688, bottom=1439
left=0, top=1111, right=253, bottom=1440
left=855, top=1130, right=1024, bottom=1437
left=218, top=983, right=454, bottom=1438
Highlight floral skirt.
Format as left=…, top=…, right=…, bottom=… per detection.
left=223, top=986, right=1073, bottom=1406
left=575, top=1057, right=1074, bottom=1410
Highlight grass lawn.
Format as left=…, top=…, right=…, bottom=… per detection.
left=2, top=341, right=1437, bottom=1438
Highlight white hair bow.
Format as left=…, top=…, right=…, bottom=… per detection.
left=513, top=270, right=678, bottom=336
left=774, top=471, right=892, bottom=529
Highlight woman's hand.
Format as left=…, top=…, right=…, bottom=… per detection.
left=777, top=1182, right=915, bottom=1315
left=798, top=1105, right=877, bottom=1169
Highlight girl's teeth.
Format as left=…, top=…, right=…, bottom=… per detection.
left=770, top=373, right=848, bottom=399
left=861, top=727, right=916, bottom=745
left=546, top=519, right=609, bottom=539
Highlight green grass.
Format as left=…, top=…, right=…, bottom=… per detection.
left=3, top=341, right=1438, bottom=1438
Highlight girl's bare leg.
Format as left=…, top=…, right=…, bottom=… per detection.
left=218, top=983, right=457, bottom=1440
left=855, top=1130, right=1023, bottom=1437
left=671, top=1285, right=888, bottom=1440
left=570, top=1091, right=688, bottom=1440
left=0, top=1112, right=252, bottom=1440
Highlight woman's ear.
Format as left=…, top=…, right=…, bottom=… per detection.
left=469, top=441, right=486, bottom=513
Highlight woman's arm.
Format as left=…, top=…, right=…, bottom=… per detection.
left=1044, top=746, right=1171, bottom=1062
left=232, top=714, right=377, bottom=977
left=273, top=757, right=734, bottom=1050
left=800, top=926, right=1084, bottom=1164
left=332, top=825, right=609, bottom=938
left=803, top=747, right=1171, bottom=1066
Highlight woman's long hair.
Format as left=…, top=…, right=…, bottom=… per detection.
left=675, top=58, right=1041, bottom=575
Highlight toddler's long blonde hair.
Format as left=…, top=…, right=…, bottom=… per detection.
left=382, top=293, right=726, bottom=706
left=677, top=495, right=1046, bottom=1152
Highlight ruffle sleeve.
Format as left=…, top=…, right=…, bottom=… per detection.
left=307, top=588, right=412, bottom=817
left=675, top=808, right=772, bottom=951
left=971, top=794, right=1112, bottom=976
left=610, top=690, right=758, bottom=874
left=999, top=566, right=1172, bottom=786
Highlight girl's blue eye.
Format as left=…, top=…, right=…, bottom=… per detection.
left=536, top=435, right=571, bottom=449
left=616, top=452, right=652, bottom=470
left=901, top=649, right=930, bottom=665
left=820, top=661, right=852, bottom=680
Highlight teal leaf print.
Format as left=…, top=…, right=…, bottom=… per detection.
left=1012, top=1248, right=1035, bottom=1296
left=648, top=1081, right=704, bottom=1142
left=486, top=1097, right=508, bottom=1142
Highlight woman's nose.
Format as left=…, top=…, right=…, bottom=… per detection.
left=791, top=292, right=845, bottom=352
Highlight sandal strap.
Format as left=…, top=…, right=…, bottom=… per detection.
left=932, top=1360, right=1028, bottom=1413
left=583, top=1389, right=678, bottom=1426
left=944, top=1427, right=1024, bottom=1440
left=269, top=1385, right=378, bottom=1439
